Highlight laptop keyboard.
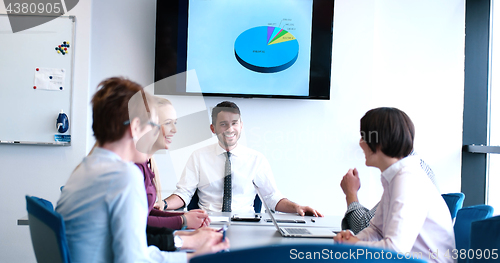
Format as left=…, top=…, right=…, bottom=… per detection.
left=284, top=228, right=311, bottom=235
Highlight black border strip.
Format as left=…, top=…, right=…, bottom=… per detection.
left=462, top=0, right=491, bottom=206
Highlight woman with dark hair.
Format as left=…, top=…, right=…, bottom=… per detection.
left=56, top=77, right=228, bottom=263
left=334, top=107, right=454, bottom=262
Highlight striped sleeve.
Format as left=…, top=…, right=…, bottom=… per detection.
left=341, top=202, right=379, bottom=234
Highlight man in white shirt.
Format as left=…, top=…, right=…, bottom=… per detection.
left=164, top=101, right=322, bottom=216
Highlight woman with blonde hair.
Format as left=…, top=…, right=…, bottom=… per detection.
left=56, top=77, right=228, bottom=262
left=137, top=97, right=210, bottom=251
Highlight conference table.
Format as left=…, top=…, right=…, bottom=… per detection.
left=207, top=212, right=342, bottom=250
left=18, top=211, right=343, bottom=250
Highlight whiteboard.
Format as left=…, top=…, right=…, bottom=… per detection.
left=0, top=15, right=74, bottom=145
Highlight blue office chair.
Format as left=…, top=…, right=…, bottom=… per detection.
left=441, top=193, right=465, bottom=220
left=26, top=195, right=71, bottom=263
left=454, top=205, right=494, bottom=263
left=469, top=215, right=500, bottom=263
left=190, top=243, right=427, bottom=263
left=187, top=189, right=262, bottom=213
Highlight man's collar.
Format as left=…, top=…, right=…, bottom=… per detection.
left=215, top=143, right=242, bottom=157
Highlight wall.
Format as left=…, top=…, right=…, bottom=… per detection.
left=0, top=0, right=93, bottom=262
left=156, top=0, right=466, bottom=214
left=0, top=0, right=465, bottom=262
left=87, top=0, right=157, bottom=150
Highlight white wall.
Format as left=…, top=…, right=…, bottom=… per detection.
left=87, top=0, right=157, bottom=151
left=0, top=0, right=465, bottom=261
left=0, top=0, right=93, bottom=262
left=158, top=0, right=466, bottom=214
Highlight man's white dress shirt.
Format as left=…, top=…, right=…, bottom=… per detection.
left=173, top=143, right=285, bottom=213
left=56, top=147, right=186, bottom=263
left=355, top=156, right=455, bottom=263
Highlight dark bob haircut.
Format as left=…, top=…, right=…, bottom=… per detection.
left=360, top=107, right=415, bottom=158
left=211, top=101, right=241, bottom=125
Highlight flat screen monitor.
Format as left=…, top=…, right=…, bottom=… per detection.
left=155, top=0, right=334, bottom=100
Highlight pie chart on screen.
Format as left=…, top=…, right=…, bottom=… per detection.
left=234, top=26, right=299, bottom=73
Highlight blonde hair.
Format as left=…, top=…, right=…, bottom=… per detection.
left=149, top=96, right=171, bottom=201
left=156, top=97, right=172, bottom=106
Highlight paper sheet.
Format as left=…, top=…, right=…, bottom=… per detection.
left=34, top=68, right=66, bottom=91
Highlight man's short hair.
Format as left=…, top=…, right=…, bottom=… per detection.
left=92, top=77, right=153, bottom=145
left=211, top=101, right=241, bottom=125
left=360, top=107, right=415, bottom=158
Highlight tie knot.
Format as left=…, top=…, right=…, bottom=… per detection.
left=226, top=151, right=231, bottom=158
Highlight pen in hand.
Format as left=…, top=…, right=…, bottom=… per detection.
left=218, top=225, right=227, bottom=242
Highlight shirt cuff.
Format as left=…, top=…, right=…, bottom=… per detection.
left=355, top=225, right=382, bottom=243
left=267, top=192, right=286, bottom=211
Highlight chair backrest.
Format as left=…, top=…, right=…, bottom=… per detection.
left=441, top=193, right=465, bottom=220
left=253, top=193, right=262, bottom=213
left=187, top=189, right=262, bottom=213
left=469, top=215, right=500, bottom=263
left=454, top=205, right=494, bottom=262
left=190, top=243, right=428, bottom=263
left=26, top=195, right=71, bottom=263
left=187, top=189, right=201, bottom=211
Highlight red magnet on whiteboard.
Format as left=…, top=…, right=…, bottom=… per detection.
left=33, top=86, right=37, bottom=89
left=36, top=68, right=39, bottom=71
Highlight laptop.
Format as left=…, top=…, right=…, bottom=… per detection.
left=253, top=181, right=336, bottom=238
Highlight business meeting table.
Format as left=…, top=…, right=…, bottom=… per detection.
left=18, top=211, right=343, bottom=250
left=201, top=212, right=341, bottom=250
